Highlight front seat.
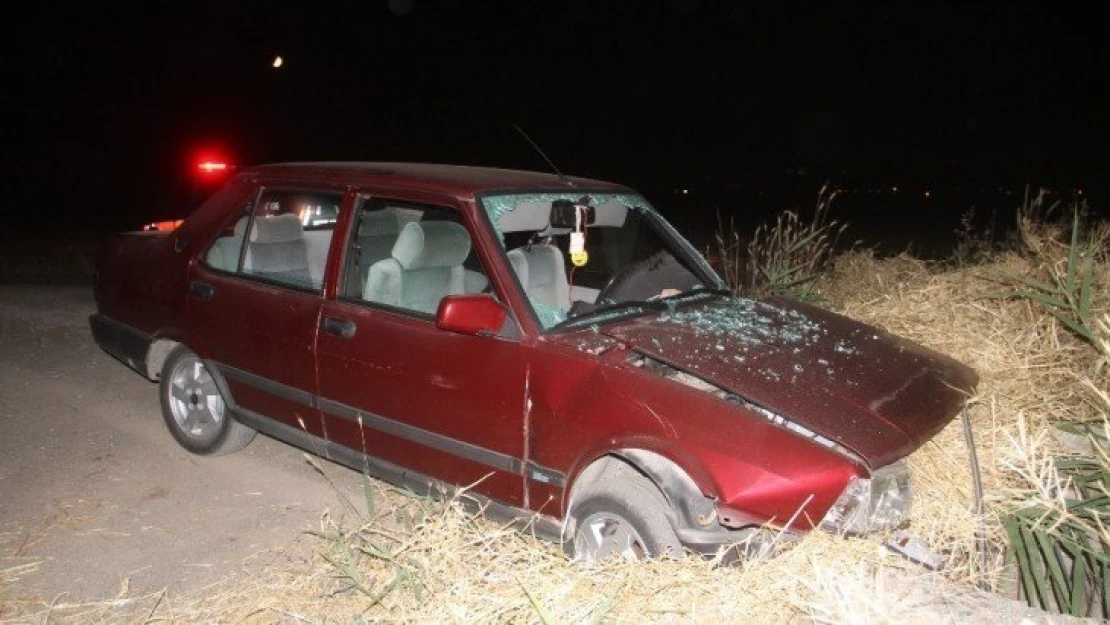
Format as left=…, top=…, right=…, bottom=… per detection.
left=364, top=221, right=471, bottom=314
left=345, top=209, right=403, bottom=298
left=243, top=213, right=312, bottom=286
left=506, top=243, right=569, bottom=311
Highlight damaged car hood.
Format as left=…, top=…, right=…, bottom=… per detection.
left=601, top=295, right=979, bottom=467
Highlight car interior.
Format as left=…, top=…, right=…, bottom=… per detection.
left=496, top=199, right=627, bottom=316
left=361, top=219, right=471, bottom=312
left=203, top=190, right=341, bottom=290
left=202, top=191, right=704, bottom=326
left=493, top=197, right=706, bottom=328
left=342, top=204, right=490, bottom=314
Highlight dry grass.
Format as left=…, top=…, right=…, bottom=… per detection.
left=714, top=185, right=846, bottom=300
left=6, top=250, right=1107, bottom=623
left=820, top=250, right=1109, bottom=595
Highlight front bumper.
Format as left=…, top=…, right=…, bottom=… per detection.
left=818, top=460, right=912, bottom=534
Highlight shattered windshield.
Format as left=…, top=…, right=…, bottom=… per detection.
left=481, top=193, right=725, bottom=331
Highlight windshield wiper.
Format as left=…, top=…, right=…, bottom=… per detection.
left=659, top=287, right=732, bottom=304
left=552, top=300, right=669, bottom=331
left=552, top=288, right=731, bottom=332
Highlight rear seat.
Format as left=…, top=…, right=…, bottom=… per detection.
left=204, top=216, right=248, bottom=271
left=243, top=213, right=313, bottom=287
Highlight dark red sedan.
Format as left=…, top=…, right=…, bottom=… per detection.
left=90, top=163, right=977, bottom=561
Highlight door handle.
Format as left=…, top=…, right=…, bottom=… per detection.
left=321, top=316, right=357, bottom=338
left=189, top=280, right=214, bottom=300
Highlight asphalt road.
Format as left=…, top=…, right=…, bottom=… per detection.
left=0, top=285, right=366, bottom=605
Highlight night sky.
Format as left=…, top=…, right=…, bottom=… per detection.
left=7, top=1, right=1109, bottom=238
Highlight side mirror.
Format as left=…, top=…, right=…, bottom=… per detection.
left=436, top=294, right=507, bottom=336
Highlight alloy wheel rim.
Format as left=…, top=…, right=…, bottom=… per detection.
left=575, top=512, right=648, bottom=562
left=168, top=356, right=225, bottom=440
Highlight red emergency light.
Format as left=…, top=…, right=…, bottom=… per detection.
left=198, top=160, right=229, bottom=173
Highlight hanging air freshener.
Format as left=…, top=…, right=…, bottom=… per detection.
left=570, top=233, right=588, bottom=267
left=569, top=204, right=589, bottom=267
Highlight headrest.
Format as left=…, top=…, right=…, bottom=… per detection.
left=233, top=216, right=249, bottom=237
left=359, top=209, right=401, bottom=237
left=249, top=213, right=304, bottom=244
left=392, top=221, right=471, bottom=270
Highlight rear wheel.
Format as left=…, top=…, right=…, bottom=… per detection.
left=159, top=346, right=255, bottom=455
left=569, top=460, right=683, bottom=563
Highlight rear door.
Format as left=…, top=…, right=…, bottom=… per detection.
left=188, top=183, right=349, bottom=438
left=315, top=194, right=530, bottom=507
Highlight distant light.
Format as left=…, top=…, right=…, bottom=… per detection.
left=891, top=185, right=899, bottom=193
left=924, top=190, right=931, bottom=199
left=681, top=188, right=689, bottom=195
left=143, top=220, right=184, bottom=232
left=198, top=161, right=228, bottom=174
left=1077, top=188, right=1084, bottom=196
left=272, top=55, right=284, bottom=69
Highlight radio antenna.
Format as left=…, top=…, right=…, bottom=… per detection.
left=512, top=123, right=570, bottom=185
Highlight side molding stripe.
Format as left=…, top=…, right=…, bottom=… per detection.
left=317, top=397, right=526, bottom=476
left=212, top=361, right=565, bottom=487
left=217, top=363, right=317, bottom=409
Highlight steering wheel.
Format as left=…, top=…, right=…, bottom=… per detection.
left=596, top=250, right=701, bottom=308
left=594, top=253, right=661, bottom=306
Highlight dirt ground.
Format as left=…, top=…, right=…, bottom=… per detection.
left=0, top=285, right=366, bottom=609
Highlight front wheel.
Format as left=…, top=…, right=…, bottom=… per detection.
left=159, top=346, right=255, bottom=455
left=568, top=460, right=683, bottom=563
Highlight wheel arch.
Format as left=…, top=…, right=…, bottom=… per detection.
left=145, top=338, right=181, bottom=380
left=564, top=448, right=717, bottom=534
left=146, top=328, right=206, bottom=380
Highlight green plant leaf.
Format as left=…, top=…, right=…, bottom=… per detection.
left=1068, top=547, right=1089, bottom=616
left=1005, top=516, right=1042, bottom=609
left=1032, top=527, right=1071, bottom=612
left=1066, top=208, right=1081, bottom=293
left=1005, top=274, right=1058, bottom=293
left=1014, top=290, right=1072, bottom=312
left=1069, top=496, right=1110, bottom=514
left=1018, top=519, right=1053, bottom=610
left=1048, top=312, right=1095, bottom=342
left=1102, top=561, right=1110, bottom=619
left=1078, top=249, right=1094, bottom=322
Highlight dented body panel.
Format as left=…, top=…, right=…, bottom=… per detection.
left=534, top=332, right=863, bottom=530
left=601, top=296, right=978, bottom=468
left=91, top=162, right=977, bottom=550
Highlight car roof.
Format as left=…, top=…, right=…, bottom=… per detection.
left=243, top=162, right=634, bottom=198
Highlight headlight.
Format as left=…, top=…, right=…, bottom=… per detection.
left=819, top=460, right=911, bottom=534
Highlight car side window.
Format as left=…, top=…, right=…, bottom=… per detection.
left=341, top=198, right=492, bottom=316
left=203, top=188, right=343, bottom=292
left=203, top=195, right=253, bottom=273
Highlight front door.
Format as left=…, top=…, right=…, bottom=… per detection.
left=315, top=195, right=529, bottom=507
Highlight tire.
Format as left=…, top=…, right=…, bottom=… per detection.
left=568, top=460, right=683, bottom=563
left=159, top=346, right=255, bottom=455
